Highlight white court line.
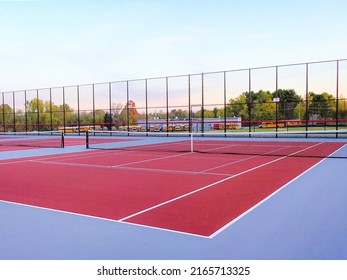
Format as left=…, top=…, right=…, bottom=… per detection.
left=28, top=149, right=119, bottom=161
left=0, top=148, right=121, bottom=167
left=21, top=141, right=189, bottom=167
left=0, top=148, right=112, bottom=165
left=28, top=147, right=280, bottom=176
left=114, top=165, right=230, bottom=176
left=1, top=139, right=160, bottom=163
left=110, top=151, right=189, bottom=168
left=208, top=158, right=326, bottom=239
left=119, top=142, right=325, bottom=222
left=198, top=146, right=293, bottom=174
left=208, top=142, right=347, bottom=238
left=29, top=149, right=192, bottom=172
left=0, top=159, right=34, bottom=165
left=29, top=158, right=232, bottom=176
left=0, top=199, right=208, bottom=239
left=2, top=142, right=341, bottom=239
left=30, top=159, right=116, bottom=169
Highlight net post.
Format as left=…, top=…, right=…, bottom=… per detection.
left=190, top=133, right=193, bottom=153
left=61, top=133, right=65, bottom=148
left=86, top=130, right=89, bottom=149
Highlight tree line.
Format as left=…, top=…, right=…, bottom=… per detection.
left=227, top=89, right=346, bottom=121
left=1, top=89, right=346, bottom=131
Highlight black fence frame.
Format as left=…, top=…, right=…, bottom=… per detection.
left=1, top=59, right=346, bottom=135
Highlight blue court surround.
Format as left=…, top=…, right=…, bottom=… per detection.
left=0, top=138, right=347, bottom=260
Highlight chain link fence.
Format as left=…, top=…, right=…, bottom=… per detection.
left=1, top=59, right=346, bottom=134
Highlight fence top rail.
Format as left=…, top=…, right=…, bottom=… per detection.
left=1, top=58, right=347, bottom=94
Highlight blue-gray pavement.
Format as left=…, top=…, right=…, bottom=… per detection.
left=1, top=157, right=346, bottom=260
left=0, top=145, right=87, bottom=160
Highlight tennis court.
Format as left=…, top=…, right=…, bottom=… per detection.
left=1, top=131, right=347, bottom=259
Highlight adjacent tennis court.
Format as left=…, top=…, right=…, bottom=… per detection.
left=1, top=131, right=347, bottom=259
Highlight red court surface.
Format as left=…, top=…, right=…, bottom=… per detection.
left=1, top=140, right=344, bottom=237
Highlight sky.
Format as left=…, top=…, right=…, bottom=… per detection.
left=0, top=0, right=346, bottom=92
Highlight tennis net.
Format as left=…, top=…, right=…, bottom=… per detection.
left=85, top=130, right=347, bottom=159
left=0, top=131, right=65, bottom=149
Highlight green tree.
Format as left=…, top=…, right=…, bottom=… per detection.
left=95, top=109, right=106, bottom=125
left=0, top=104, right=14, bottom=131
left=251, top=90, right=274, bottom=120
left=24, top=98, right=76, bottom=130
left=308, top=92, right=335, bottom=119
left=111, top=103, right=124, bottom=128
left=227, top=90, right=274, bottom=121
left=51, top=103, right=63, bottom=127
left=227, top=92, right=249, bottom=120
left=79, top=111, right=94, bottom=126
left=119, top=100, right=139, bottom=126
left=274, top=89, right=302, bottom=120
left=293, top=102, right=306, bottom=119
left=169, top=109, right=189, bottom=119
left=26, top=98, right=44, bottom=113
left=103, top=112, right=113, bottom=130
left=338, top=98, right=347, bottom=118
left=26, top=98, right=44, bottom=130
